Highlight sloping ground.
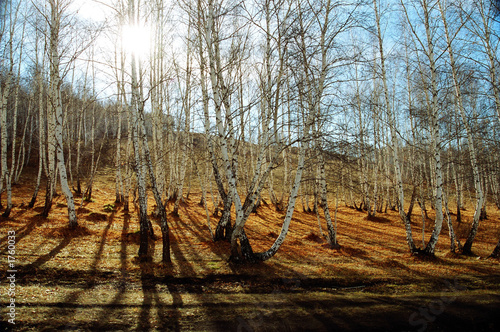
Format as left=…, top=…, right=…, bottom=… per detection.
left=1, top=175, right=500, bottom=331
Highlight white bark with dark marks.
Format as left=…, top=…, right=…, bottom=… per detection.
left=375, top=0, right=416, bottom=252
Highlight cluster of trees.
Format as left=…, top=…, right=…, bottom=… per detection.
left=1, top=0, right=500, bottom=262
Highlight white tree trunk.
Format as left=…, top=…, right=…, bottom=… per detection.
left=375, top=0, right=416, bottom=251
left=419, top=0, right=444, bottom=255
left=0, top=71, right=12, bottom=215
left=29, top=49, right=46, bottom=208
left=173, top=46, right=192, bottom=215
left=438, top=0, right=484, bottom=254
left=126, top=0, right=151, bottom=260
left=49, top=0, right=77, bottom=227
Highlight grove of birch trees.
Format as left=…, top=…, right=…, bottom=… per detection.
left=1, top=0, right=500, bottom=262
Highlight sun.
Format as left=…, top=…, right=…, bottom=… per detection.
left=121, top=24, right=151, bottom=59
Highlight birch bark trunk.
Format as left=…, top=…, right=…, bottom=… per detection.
left=491, top=238, right=500, bottom=258
left=311, top=0, right=339, bottom=248
left=375, top=0, right=416, bottom=251
left=8, top=19, right=25, bottom=195
left=438, top=0, right=484, bottom=254
left=114, top=43, right=125, bottom=204
left=421, top=0, right=444, bottom=255
left=137, top=99, right=171, bottom=263
left=29, top=47, right=46, bottom=208
left=0, top=62, right=12, bottom=216
left=0, top=1, right=18, bottom=216
left=196, top=8, right=229, bottom=241
left=127, top=0, right=151, bottom=260
left=49, top=0, right=77, bottom=227
left=172, top=42, right=192, bottom=216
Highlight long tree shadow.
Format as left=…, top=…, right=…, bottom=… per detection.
left=137, top=234, right=183, bottom=331
left=22, top=234, right=73, bottom=272
left=138, top=253, right=155, bottom=331
left=45, top=211, right=117, bottom=329
left=137, top=261, right=168, bottom=331
left=168, top=211, right=297, bottom=331
left=169, top=213, right=207, bottom=270
left=180, top=208, right=213, bottom=243
left=159, top=219, right=194, bottom=331
left=0, top=214, right=48, bottom=255
left=162, top=219, right=242, bottom=331
left=88, top=211, right=132, bottom=329
left=288, top=295, right=414, bottom=332
left=90, top=208, right=116, bottom=270
left=180, top=207, right=230, bottom=262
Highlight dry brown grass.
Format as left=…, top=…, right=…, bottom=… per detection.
left=2, top=172, right=500, bottom=280
left=1, top=171, right=500, bottom=331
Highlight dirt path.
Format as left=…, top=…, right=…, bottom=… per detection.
left=3, top=271, right=500, bottom=331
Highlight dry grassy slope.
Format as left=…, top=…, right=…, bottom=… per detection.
left=1, top=169, right=499, bottom=283
left=1, top=170, right=500, bottom=331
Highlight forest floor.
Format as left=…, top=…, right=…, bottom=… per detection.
left=1, top=170, right=500, bottom=331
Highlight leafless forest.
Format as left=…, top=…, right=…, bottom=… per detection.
left=2, top=0, right=500, bottom=329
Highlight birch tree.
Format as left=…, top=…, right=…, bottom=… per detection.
left=172, top=38, right=193, bottom=216
left=125, top=0, right=152, bottom=260
left=114, top=34, right=125, bottom=204
left=192, top=0, right=358, bottom=262
left=464, top=0, right=500, bottom=123
left=124, top=0, right=170, bottom=262
left=374, top=0, right=417, bottom=252
left=192, top=0, right=234, bottom=242
left=47, top=0, right=77, bottom=227
left=0, top=0, right=22, bottom=217
left=7, top=14, right=26, bottom=206
left=463, top=0, right=500, bottom=257
left=28, top=22, right=47, bottom=208
left=149, top=0, right=168, bottom=212
left=306, top=0, right=344, bottom=249
left=438, top=0, right=483, bottom=254
left=402, top=0, right=445, bottom=255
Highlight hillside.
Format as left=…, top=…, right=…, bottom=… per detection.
left=1, top=172, right=500, bottom=331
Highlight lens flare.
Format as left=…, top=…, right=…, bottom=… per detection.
left=121, top=24, right=151, bottom=59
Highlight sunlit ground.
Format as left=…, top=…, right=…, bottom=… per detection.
left=1, top=169, right=499, bottom=331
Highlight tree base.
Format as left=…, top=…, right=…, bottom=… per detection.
left=460, top=248, right=477, bottom=257
left=135, top=255, right=153, bottom=263
left=410, top=248, right=438, bottom=259
left=329, top=242, right=341, bottom=250
left=2, top=208, right=12, bottom=218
